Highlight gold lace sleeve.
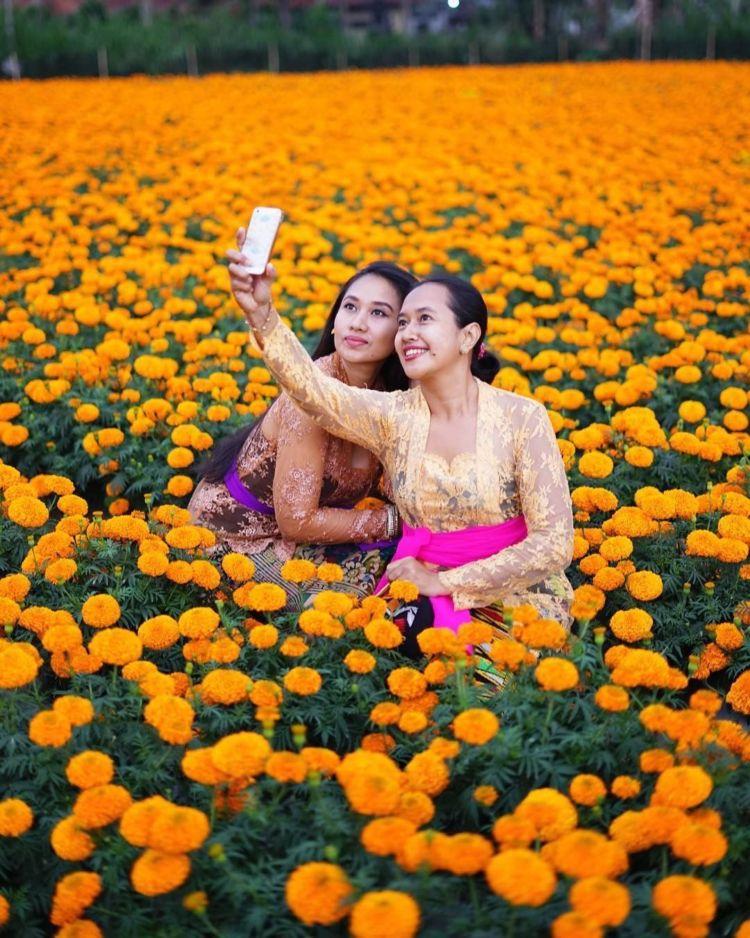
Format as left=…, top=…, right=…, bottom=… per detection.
left=273, top=397, right=390, bottom=545
left=260, top=317, right=394, bottom=457
left=440, top=401, right=574, bottom=610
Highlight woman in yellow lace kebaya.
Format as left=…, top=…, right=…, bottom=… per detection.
left=189, top=257, right=417, bottom=610
left=226, top=247, right=574, bottom=652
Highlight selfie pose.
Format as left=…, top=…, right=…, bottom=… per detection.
left=227, top=237, right=574, bottom=652
left=190, top=247, right=416, bottom=609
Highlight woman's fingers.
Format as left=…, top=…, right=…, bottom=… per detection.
left=235, top=227, right=246, bottom=249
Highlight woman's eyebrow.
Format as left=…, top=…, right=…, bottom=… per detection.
left=343, top=293, right=394, bottom=311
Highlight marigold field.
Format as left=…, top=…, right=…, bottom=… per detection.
left=1, top=62, right=750, bottom=937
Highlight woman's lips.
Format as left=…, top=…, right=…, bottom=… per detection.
left=344, top=336, right=368, bottom=348
left=403, top=346, right=428, bottom=361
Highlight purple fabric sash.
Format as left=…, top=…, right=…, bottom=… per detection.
left=224, top=467, right=275, bottom=516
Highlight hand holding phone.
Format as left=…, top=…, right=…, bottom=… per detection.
left=240, top=206, right=284, bottom=274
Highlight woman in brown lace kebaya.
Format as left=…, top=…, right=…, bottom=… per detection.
left=189, top=257, right=417, bottom=610
left=227, top=247, right=575, bottom=665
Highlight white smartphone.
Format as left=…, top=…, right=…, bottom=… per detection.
left=240, top=206, right=284, bottom=274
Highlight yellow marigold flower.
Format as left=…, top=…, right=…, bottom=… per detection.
left=361, top=816, right=417, bottom=857
left=579, top=452, right=613, bottom=479
left=280, top=558, right=316, bottom=582
left=74, top=403, right=100, bottom=423
left=211, top=731, right=271, bottom=778
left=569, top=774, right=607, bottom=807
left=361, top=595, right=388, bottom=618
left=652, top=875, right=716, bottom=925
left=266, top=751, right=308, bottom=784
left=546, top=829, right=628, bottom=879
left=485, top=848, right=557, bottom=906
left=514, top=788, right=578, bottom=841
left=7, top=495, right=49, bottom=528
left=166, top=474, right=194, bottom=498
left=279, top=635, right=309, bottom=657
left=167, top=446, right=194, bottom=469
left=285, top=862, right=353, bottom=926
left=190, top=559, right=221, bottom=590
left=610, top=649, right=671, bottom=688
left=679, top=400, right=706, bottom=423
left=182, top=890, right=208, bottom=914
left=609, top=608, right=653, bottom=643
left=337, top=751, right=403, bottom=815
left=0, top=643, right=40, bottom=688
left=29, top=709, right=72, bottom=747
left=671, top=823, right=728, bottom=866
left=73, top=783, right=132, bottom=830
left=66, top=751, right=114, bottom=789
left=0, top=798, right=33, bottom=837
left=149, top=805, right=210, bottom=854
left=387, top=667, right=427, bottom=700
left=165, top=525, right=202, bottom=551
left=283, top=666, right=322, bottom=696
left=365, top=617, right=403, bottom=649
left=452, top=708, right=499, bottom=745
left=350, top=890, right=420, bottom=938
left=316, top=562, right=343, bottom=583
left=404, top=751, right=450, bottom=796
left=343, top=649, right=376, bottom=674
left=166, top=560, right=193, bottom=584
left=50, top=871, right=102, bottom=926
left=473, top=785, right=499, bottom=807
left=716, top=537, right=749, bottom=564
left=388, top=579, right=419, bottom=602
left=131, top=849, right=191, bottom=896
left=233, top=582, right=286, bottom=611
left=221, top=552, right=256, bottom=581
left=569, top=876, right=631, bottom=927
left=535, top=657, right=579, bottom=691
left=653, top=765, right=713, bottom=809
left=80, top=594, right=120, bottom=629
left=625, top=445, right=654, bottom=468
left=199, top=669, right=252, bottom=705
left=42, top=623, right=83, bottom=653
left=88, top=628, right=142, bottom=666
left=570, top=584, right=606, bottom=621
left=137, top=551, right=169, bottom=576
left=685, top=529, right=720, bottom=557
left=50, top=815, right=96, bottom=861
left=178, top=607, right=220, bottom=640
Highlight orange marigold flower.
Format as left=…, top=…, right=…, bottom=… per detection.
left=404, top=751, right=450, bottom=796
left=397, top=830, right=449, bottom=873
left=50, top=871, right=102, bottom=926
left=611, top=775, right=641, bottom=799
left=266, top=751, right=308, bottom=784
left=485, top=849, right=556, bottom=906
left=233, top=582, right=286, bottom=611
left=361, top=816, right=417, bottom=857
left=609, top=608, right=653, bottom=643
left=653, top=765, right=713, bottom=809
left=182, top=890, right=208, bottom=914
left=50, top=815, right=95, bottom=861
left=594, top=684, right=630, bottom=712
left=178, top=607, right=220, bottom=640
left=42, top=623, right=84, bottom=653
left=316, top=562, right=343, bottom=583
left=137, top=615, right=180, bottom=650
left=387, top=667, right=427, bottom=700
left=299, top=747, right=340, bottom=775
left=7, top=495, right=49, bottom=528
left=452, top=708, right=499, bottom=745
left=131, top=849, right=191, bottom=896
left=88, top=627, right=142, bottom=666
left=73, top=783, right=132, bottom=829
left=119, top=796, right=171, bottom=846
left=198, top=668, right=252, bottom=706
left=0, top=798, right=33, bottom=836
left=364, top=617, right=403, bottom=649
left=279, top=635, right=309, bottom=657
left=66, top=751, right=114, bottom=789
left=361, top=733, right=396, bottom=753
left=569, top=774, right=607, bottom=806
left=569, top=877, right=631, bottom=927
left=726, top=670, right=750, bottom=715
left=492, top=814, right=536, bottom=848
left=640, top=748, right=675, bottom=773
left=137, top=551, right=169, bottom=577
left=312, top=590, right=354, bottom=618
left=211, top=731, right=271, bottom=779
left=396, top=790, right=434, bottom=827
left=349, top=890, right=420, bottom=938
left=570, top=584, right=606, bottom=621
left=535, top=657, right=579, bottom=692
left=388, top=579, right=419, bottom=602
left=652, top=875, right=717, bottom=925
left=283, top=666, right=322, bottom=696
left=29, top=709, right=72, bottom=747
left=514, top=788, right=578, bottom=841
left=285, top=862, right=353, bottom=926
left=0, top=643, right=40, bottom=688
left=53, top=696, right=94, bottom=727
left=344, top=649, right=377, bottom=674
left=715, top=622, right=744, bottom=651
left=436, top=832, right=494, bottom=876
left=80, top=594, right=120, bottom=629
left=181, top=749, right=228, bottom=786
left=671, top=823, right=728, bottom=866
left=280, top=558, right=316, bottom=583
left=546, top=829, right=628, bottom=879
left=337, top=751, right=403, bottom=815
left=149, top=805, right=210, bottom=854
left=610, top=649, right=671, bottom=688
left=626, top=570, right=663, bottom=601
left=248, top=624, right=278, bottom=649
left=0, top=572, right=31, bottom=602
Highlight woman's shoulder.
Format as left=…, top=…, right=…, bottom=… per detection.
left=481, top=382, right=544, bottom=415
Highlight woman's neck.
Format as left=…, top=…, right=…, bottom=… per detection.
left=420, top=366, right=478, bottom=420
left=338, top=356, right=380, bottom=389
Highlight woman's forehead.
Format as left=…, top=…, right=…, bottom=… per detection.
left=401, top=282, right=450, bottom=312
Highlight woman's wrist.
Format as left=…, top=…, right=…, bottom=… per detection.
left=248, top=304, right=279, bottom=344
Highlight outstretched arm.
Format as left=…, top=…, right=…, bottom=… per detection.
left=228, top=233, right=393, bottom=457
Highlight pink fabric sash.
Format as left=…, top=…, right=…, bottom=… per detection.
left=377, top=515, right=528, bottom=634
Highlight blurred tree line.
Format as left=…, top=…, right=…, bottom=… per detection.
left=1, top=0, right=748, bottom=79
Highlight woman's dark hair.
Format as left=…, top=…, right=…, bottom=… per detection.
left=197, top=261, right=417, bottom=483
left=418, top=274, right=501, bottom=384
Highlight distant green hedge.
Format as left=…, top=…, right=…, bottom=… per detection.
left=3, top=5, right=749, bottom=79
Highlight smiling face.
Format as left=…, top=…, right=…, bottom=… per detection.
left=395, top=282, right=479, bottom=381
left=332, top=273, right=401, bottom=366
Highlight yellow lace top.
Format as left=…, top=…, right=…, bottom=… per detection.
left=260, top=318, right=575, bottom=622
